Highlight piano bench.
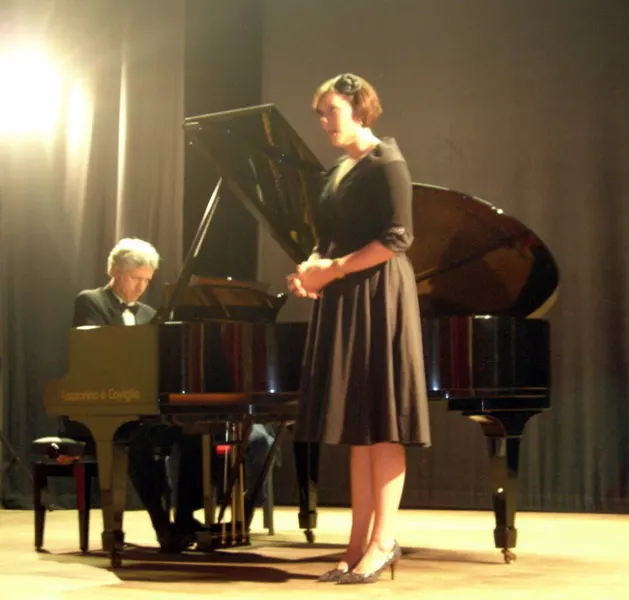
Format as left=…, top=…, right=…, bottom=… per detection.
left=31, top=436, right=97, bottom=554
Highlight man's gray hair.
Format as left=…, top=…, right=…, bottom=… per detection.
left=107, top=238, right=160, bottom=275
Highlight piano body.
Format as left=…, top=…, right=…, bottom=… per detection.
left=43, top=104, right=558, bottom=567
left=44, top=302, right=303, bottom=564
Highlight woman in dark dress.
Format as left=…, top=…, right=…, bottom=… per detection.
left=286, top=73, right=431, bottom=584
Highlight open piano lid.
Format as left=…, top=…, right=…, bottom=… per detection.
left=184, top=104, right=559, bottom=318
left=184, top=104, right=322, bottom=266
left=409, top=184, right=559, bottom=317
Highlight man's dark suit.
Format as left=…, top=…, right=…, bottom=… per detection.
left=72, top=285, right=155, bottom=327
left=70, top=283, right=203, bottom=550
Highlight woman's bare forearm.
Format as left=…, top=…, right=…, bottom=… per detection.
left=335, top=241, right=395, bottom=275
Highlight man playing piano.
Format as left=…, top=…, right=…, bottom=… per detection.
left=69, top=237, right=203, bottom=551
left=72, top=237, right=158, bottom=327
left=70, top=237, right=274, bottom=552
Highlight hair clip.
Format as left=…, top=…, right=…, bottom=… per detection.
left=334, top=73, right=362, bottom=95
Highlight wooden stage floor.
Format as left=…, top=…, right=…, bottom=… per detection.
left=1, top=506, right=627, bottom=599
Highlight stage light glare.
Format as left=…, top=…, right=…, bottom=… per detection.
left=0, top=48, right=63, bottom=135
left=65, top=81, right=92, bottom=152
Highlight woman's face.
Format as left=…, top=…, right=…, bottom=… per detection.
left=317, top=92, right=361, bottom=148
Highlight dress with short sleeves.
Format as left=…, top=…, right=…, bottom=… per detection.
left=294, top=138, right=431, bottom=446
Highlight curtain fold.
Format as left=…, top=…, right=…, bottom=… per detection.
left=262, top=0, right=629, bottom=513
left=0, top=0, right=185, bottom=507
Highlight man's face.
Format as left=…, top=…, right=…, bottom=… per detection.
left=111, top=265, right=154, bottom=303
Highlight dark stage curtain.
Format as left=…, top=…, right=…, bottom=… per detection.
left=2, top=0, right=628, bottom=519
left=0, top=0, right=185, bottom=507
left=261, top=0, right=629, bottom=514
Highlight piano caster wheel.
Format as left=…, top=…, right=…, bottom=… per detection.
left=304, top=529, right=315, bottom=544
left=502, top=549, right=516, bottom=564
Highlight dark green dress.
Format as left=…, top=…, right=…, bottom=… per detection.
left=295, top=139, right=431, bottom=446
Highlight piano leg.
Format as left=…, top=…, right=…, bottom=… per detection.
left=76, top=416, right=130, bottom=569
left=293, top=441, right=319, bottom=543
left=97, top=439, right=129, bottom=568
left=471, top=411, right=541, bottom=564
left=487, top=436, right=520, bottom=564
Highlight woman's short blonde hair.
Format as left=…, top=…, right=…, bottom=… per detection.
left=312, top=73, right=383, bottom=127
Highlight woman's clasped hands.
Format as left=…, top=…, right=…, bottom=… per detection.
left=286, top=257, right=339, bottom=299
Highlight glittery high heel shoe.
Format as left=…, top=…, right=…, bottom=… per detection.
left=317, top=557, right=360, bottom=583
left=336, top=541, right=402, bottom=584
left=317, top=567, right=349, bottom=582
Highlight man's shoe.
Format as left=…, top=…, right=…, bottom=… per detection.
left=173, top=517, right=204, bottom=537
left=158, top=524, right=196, bottom=554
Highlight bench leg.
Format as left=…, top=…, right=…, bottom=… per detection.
left=33, top=464, right=47, bottom=551
left=74, top=462, right=92, bottom=553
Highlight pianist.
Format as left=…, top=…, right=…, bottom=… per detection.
left=72, top=237, right=158, bottom=327
left=70, top=237, right=275, bottom=551
left=70, top=237, right=202, bottom=551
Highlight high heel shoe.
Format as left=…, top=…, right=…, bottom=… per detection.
left=336, top=541, right=402, bottom=584
left=318, top=558, right=360, bottom=582
left=317, top=567, right=349, bottom=582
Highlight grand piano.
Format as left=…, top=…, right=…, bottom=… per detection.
left=44, top=104, right=558, bottom=567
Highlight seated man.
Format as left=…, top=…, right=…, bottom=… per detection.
left=70, top=237, right=274, bottom=550
left=72, top=237, right=157, bottom=327
left=70, top=237, right=200, bottom=551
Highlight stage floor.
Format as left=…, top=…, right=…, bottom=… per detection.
left=1, top=506, right=627, bottom=599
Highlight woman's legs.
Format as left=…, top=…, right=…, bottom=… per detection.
left=335, top=445, right=374, bottom=570
left=352, top=442, right=406, bottom=574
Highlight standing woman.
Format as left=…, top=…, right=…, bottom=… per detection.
left=287, top=73, right=431, bottom=585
